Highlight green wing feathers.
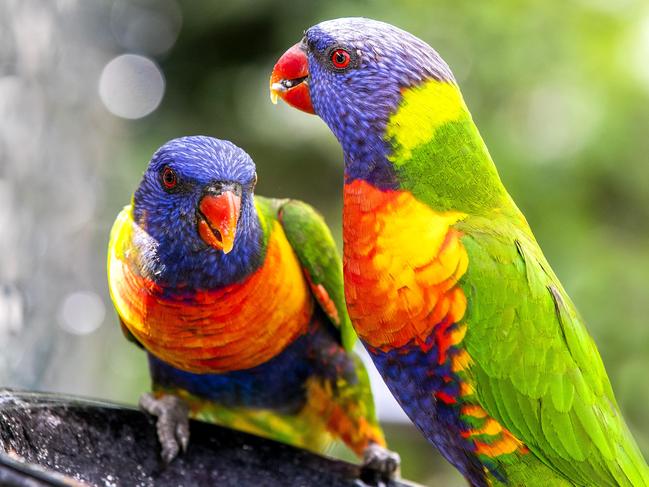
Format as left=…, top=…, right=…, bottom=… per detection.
left=278, top=199, right=356, bottom=351
left=460, top=215, right=649, bottom=486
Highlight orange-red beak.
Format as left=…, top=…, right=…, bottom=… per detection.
left=197, top=189, right=241, bottom=254
left=269, top=42, right=315, bottom=114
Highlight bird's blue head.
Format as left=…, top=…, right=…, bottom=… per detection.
left=132, top=136, right=261, bottom=289
left=270, top=17, right=454, bottom=188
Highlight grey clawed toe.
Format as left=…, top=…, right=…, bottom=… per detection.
left=361, top=442, right=401, bottom=484
left=139, top=392, right=190, bottom=463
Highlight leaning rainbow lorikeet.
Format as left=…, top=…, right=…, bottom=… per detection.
left=270, top=18, right=649, bottom=487
left=107, top=136, right=398, bottom=478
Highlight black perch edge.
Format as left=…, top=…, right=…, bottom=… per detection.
left=0, top=389, right=423, bottom=487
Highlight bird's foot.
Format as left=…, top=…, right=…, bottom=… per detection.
left=139, top=392, right=190, bottom=463
left=360, top=442, right=401, bottom=485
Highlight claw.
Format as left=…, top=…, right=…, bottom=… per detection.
left=139, top=392, right=190, bottom=463
left=360, top=442, right=401, bottom=484
left=177, top=418, right=190, bottom=453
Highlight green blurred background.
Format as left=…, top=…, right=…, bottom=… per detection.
left=1, top=1, right=649, bottom=485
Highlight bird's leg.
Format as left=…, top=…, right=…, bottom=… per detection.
left=139, top=392, right=190, bottom=463
left=361, top=441, right=401, bottom=484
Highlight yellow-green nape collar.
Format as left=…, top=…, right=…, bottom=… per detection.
left=385, top=80, right=468, bottom=164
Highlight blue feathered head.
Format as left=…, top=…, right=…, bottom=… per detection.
left=270, top=18, right=454, bottom=187
left=132, top=136, right=261, bottom=288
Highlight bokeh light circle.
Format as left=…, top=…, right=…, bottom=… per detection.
left=58, top=291, right=106, bottom=335
left=98, top=54, right=165, bottom=119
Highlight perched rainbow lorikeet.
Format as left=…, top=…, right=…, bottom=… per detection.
left=270, top=17, right=649, bottom=487
left=107, top=136, right=399, bottom=478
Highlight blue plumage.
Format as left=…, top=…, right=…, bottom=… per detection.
left=305, top=18, right=453, bottom=188
left=132, top=136, right=262, bottom=288
left=372, top=340, right=488, bottom=486
left=148, top=313, right=361, bottom=412
left=149, top=333, right=313, bottom=412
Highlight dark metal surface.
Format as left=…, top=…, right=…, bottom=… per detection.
left=0, top=389, right=421, bottom=487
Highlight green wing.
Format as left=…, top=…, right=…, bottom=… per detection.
left=272, top=198, right=356, bottom=351
left=460, top=214, right=649, bottom=486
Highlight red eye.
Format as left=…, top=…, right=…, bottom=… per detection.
left=161, top=167, right=177, bottom=189
left=331, top=48, right=351, bottom=69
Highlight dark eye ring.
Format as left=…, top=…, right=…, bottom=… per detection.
left=161, top=166, right=178, bottom=190
left=330, top=48, right=351, bottom=69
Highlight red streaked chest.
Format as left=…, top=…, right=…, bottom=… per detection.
left=342, top=179, right=469, bottom=351
left=110, top=222, right=313, bottom=373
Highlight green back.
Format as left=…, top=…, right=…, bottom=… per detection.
left=459, top=212, right=649, bottom=486
left=256, top=196, right=356, bottom=351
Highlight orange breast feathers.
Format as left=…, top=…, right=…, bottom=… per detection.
left=343, top=179, right=468, bottom=351
left=109, top=219, right=313, bottom=373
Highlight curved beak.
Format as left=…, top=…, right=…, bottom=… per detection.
left=197, top=188, right=241, bottom=254
left=269, top=42, right=315, bottom=114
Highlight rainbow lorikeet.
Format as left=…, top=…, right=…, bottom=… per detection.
left=107, top=136, right=398, bottom=478
left=270, top=17, right=649, bottom=487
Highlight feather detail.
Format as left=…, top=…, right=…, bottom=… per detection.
left=109, top=208, right=312, bottom=373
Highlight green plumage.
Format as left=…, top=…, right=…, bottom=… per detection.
left=394, top=83, right=649, bottom=485
left=278, top=199, right=357, bottom=351
left=258, top=197, right=357, bottom=351
left=459, top=213, right=648, bottom=485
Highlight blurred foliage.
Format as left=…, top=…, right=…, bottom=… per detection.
left=2, top=0, right=649, bottom=485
